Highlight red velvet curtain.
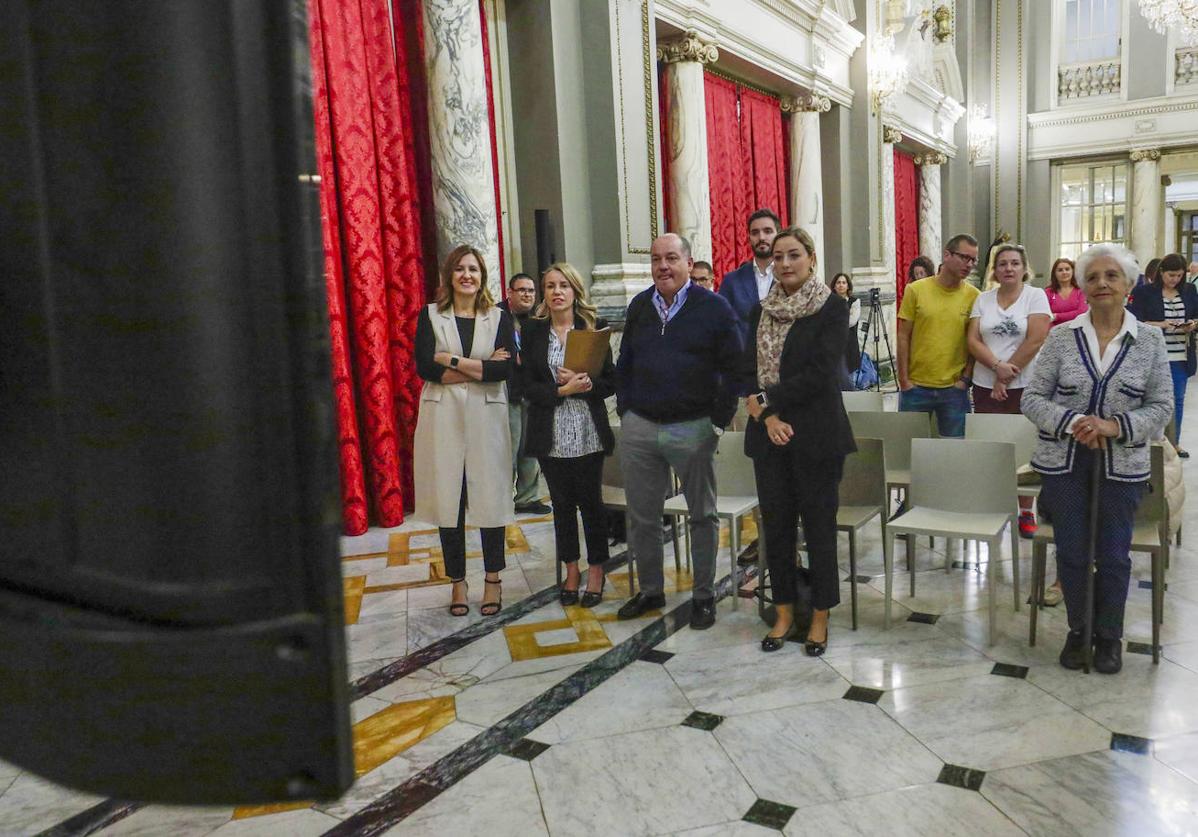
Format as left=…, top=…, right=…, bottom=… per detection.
left=704, top=73, right=749, bottom=283
left=658, top=65, right=673, bottom=238
left=309, top=0, right=427, bottom=534
left=702, top=73, right=786, bottom=284
left=478, top=0, right=506, bottom=295
left=739, top=86, right=788, bottom=230
left=893, top=147, right=920, bottom=309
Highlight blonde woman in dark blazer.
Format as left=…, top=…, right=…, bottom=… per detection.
left=521, top=263, right=616, bottom=607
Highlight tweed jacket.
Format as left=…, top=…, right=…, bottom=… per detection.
left=1021, top=311, right=1172, bottom=483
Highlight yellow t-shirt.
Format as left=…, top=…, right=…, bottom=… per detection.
left=897, top=277, right=980, bottom=388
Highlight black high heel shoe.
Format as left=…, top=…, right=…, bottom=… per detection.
left=480, top=578, right=503, bottom=616
left=804, top=622, right=829, bottom=657
left=761, top=621, right=801, bottom=652
left=448, top=579, right=469, bottom=617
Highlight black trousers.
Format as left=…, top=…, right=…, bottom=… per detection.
left=439, top=474, right=506, bottom=580
left=754, top=450, right=844, bottom=610
left=539, top=452, right=610, bottom=566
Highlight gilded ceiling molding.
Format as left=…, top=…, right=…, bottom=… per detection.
left=1129, top=148, right=1162, bottom=162
left=656, top=29, right=719, bottom=65
left=780, top=93, right=832, bottom=113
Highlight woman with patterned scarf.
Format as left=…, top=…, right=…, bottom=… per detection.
left=742, top=227, right=857, bottom=654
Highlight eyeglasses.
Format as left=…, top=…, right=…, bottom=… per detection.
left=948, top=250, right=978, bottom=266
left=513, top=288, right=536, bottom=294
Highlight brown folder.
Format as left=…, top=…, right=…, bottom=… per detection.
left=563, top=328, right=611, bottom=376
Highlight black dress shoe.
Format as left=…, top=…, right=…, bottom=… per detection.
left=690, top=597, right=716, bottom=629
left=559, top=587, right=579, bottom=606
left=1059, top=630, right=1088, bottom=670
left=1093, top=637, right=1123, bottom=674
left=617, top=591, right=666, bottom=620
left=516, top=501, right=552, bottom=515
left=761, top=622, right=800, bottom=652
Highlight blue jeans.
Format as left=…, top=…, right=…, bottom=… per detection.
left=1170, top=361, right=1188, bottom=443
left=898, top=384, right=970, bottom=437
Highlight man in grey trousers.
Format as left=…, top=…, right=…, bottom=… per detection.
left=614, top=233, right=743, bottom=628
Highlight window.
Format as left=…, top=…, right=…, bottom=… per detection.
left=1057, top=161, right=1127, bottom=261
left=1062, top=0, right=1121, bottom=63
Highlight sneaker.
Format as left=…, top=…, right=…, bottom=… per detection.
left=1018, top=511, right=1037, bottom=539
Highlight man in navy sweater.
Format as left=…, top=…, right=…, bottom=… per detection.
left=719, top=207, right=780, bottom=344
left=615, top=233, right=743, bottom=628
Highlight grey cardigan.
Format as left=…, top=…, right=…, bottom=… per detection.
left=1021, top=318, right=1172, bottom=482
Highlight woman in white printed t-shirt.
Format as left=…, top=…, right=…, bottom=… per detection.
left=967, top=243, right=1052, bottom=538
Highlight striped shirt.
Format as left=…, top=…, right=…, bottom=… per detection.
left=1163, top=294, right=1188, bottom=362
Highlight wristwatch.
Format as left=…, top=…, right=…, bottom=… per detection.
left=449, top=355, right=460, bottom=368
left=755, top=392, right=769, bottom=408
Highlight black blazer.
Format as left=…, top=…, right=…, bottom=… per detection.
left=1128, top=281, right=1198, bottom=376
left=520, top=315, right=616, bottom=458
left=739, top=296, right=857, bottom=462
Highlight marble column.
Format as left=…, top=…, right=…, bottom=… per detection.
left=881, top=126, right=902, bottom=284
left=422, top=0, right=502, bottom=295
left=915, top=152, right=947, bottom=260
left=782, top=93, right=831, bottom=268
left=657, top=30, right=718, bottom=263
left=1129, top=148, right=1163, bottom=268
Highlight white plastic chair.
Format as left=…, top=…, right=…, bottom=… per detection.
left=663, top=431, right=759, bottom=610
left=841, top=390, right=884, bottom=412
left=965, top=413, right=1041, bottom=502
left=883, top=439, right=1019, bottom=646
left=847, top=411, right=933, bottom=511
left=602, top=427, right=683, bottom=596
left=837, top=437, right=887, bottom=630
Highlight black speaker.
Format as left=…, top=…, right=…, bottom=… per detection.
left=535, top=208, right=555, bottom=275
left=0, top=0, right=353, bottom=804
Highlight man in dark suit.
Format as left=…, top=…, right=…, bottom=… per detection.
left=719, top=208, right=780, bottom=343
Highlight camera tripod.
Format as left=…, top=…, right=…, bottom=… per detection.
left=856, top=287, right=897, bottom=392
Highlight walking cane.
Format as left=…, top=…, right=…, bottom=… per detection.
left=1082, top=450, right=1103, bottom=674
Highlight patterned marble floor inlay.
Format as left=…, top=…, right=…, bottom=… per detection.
left=18, top=484, right=1198, bottom=836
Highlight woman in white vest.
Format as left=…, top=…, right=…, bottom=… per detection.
left=414, top=244, right=517, bottom=617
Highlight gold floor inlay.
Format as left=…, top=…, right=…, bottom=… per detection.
left=504, top=605, right=613, bottom=661
left=233, top=695, right=457, bottom=819
left=606, top=567, right=694, bottom=598
left=344, top=575, right=366, bottom=625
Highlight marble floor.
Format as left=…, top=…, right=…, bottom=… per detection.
left=7, top=420, right=1198, bottom=835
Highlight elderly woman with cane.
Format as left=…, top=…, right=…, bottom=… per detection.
left=1022, top=244, right=1172, bottom=674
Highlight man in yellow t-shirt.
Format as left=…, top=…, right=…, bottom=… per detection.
left=896, top=234, right=981, bottom=437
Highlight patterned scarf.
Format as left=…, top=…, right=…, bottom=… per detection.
left=756, top=277, right=831, bottom=388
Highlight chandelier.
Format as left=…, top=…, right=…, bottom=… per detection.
left=1138, top=0, right=1198, bottom=46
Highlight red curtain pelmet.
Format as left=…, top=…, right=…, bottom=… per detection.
left=893, top=148, right=920, bottom=310
left=309, top=0, right=428, bottom=534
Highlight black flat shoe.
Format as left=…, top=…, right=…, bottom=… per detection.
left=617, top=591, right=666, bottom=620
left=1093, top=637, right=1123, bottom=674
left=804, top=623, right=830, bottom=657
left=580, top=576, right=606, bottom=608
left=1059, top=629, right=1088, bottom=670
left=761, top=622, right=800, bottom=652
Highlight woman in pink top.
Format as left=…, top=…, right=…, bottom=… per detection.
left=1045, top=257, right=1087, bottom=326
